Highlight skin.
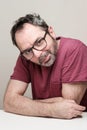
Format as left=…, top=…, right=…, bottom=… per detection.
left=15, top=23, right=59, bottom=67
left=3, top=23, right=87, bottom=119
left=62, top=82, right=87, bottom=104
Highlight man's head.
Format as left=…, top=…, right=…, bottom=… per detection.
left=11, top=13, right=59, bottom=67
left=11, top=13, right=48, bottom=47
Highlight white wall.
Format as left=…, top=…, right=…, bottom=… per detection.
left=0, top=0, right=87, bottom=109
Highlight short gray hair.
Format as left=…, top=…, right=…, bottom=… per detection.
left=10, top=13, right=48, bottom=47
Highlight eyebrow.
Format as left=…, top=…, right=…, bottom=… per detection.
left=33, top=37, right=42, bottom=44
left=21, top=36, right=42, bottom=54
left=33, top=31, right=46, bottom=44
left=21, top=48, right=30, bottom=54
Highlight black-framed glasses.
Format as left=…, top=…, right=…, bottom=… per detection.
left=21, top=30, right=48, bottom=60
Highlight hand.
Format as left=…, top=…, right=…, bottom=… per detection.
left=50, top=99, right=86, bottom=119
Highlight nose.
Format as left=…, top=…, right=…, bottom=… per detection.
left=32, top=49, right=42, bottom=58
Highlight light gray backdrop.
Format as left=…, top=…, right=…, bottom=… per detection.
left=0, top=0, right=87, bottom=109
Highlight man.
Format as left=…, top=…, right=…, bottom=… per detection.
left=3, top=13, right=87, bottom=119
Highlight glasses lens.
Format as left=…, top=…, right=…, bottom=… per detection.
left=21, top=31, right=47, bottom=60
left=23, top=50, right=33, bottom=60
left=34, top=39, right=47, bottom=50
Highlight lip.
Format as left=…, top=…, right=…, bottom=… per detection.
left=39, top=51, right=51, bottom=64
left=43, top=54, right=51, bottom=64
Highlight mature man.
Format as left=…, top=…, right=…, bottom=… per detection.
left=4, top=13, right=87, bottom=119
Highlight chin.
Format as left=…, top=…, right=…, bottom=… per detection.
left=42, top=59, right=55, bottom=67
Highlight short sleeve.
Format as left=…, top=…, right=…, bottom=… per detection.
left=11, top=55, right=31, bottom=83
left=62, top=41, right=87, bottom=83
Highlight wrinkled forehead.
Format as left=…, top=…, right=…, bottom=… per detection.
left=15, top=23, right=45, bottom=49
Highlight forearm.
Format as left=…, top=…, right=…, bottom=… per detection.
left=4, top=94, right=52, bottom=117
left=4, top=94, right=85, bottom=119
left=37, top=97, right=63, bottom=103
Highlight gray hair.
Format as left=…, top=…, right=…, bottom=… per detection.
left=10, top=13, right=48, bottom=47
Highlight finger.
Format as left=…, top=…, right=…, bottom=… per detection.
left=73, top=110, right=82, bottom=118
left=74, top=104, right=86, bottom=111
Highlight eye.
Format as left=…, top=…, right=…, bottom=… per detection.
left=24, top=49, right=32, bottom=55
left=35, top=39, right=44, bottom=46
left=25, top=51, right=29, bottom=55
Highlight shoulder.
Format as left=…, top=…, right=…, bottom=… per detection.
left=59, top=37, right=87, bottom=55
left=61, top=37, right=85, bottom=47
left=14, top=55, right=31, bottom=69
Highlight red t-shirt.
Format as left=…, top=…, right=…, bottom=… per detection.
left=11, top=37, right=87, bottom=110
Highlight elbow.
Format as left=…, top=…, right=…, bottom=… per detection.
left=3, top=94, right=14, bottom=113
left=3, top=96, right=10, bottom=112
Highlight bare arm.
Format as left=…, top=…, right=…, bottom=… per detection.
left=3, top=79, right=50, bottom=117
left=3, top=79, right=85, bottom=119
left=62, top=82, right=87, bottom=104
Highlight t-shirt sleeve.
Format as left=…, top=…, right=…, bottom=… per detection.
left=10, top=55, right=31, bottom=83
left=62, top=41, right=87, bottom=83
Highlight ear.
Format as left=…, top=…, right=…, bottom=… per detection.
left=48, top=26, right=56, bottom=38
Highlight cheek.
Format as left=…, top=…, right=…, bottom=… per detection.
left=30, top=57, right=39, bottom=64
left=46, top=38, right=53, bottom=49
left=47, top=39, right=55, bottom=50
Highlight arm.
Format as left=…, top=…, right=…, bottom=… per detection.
left=62, top=82, right=87, bottom=104
left=3, top=79, right=85, bottom=119
left=3, top=79, right=51, bottom=117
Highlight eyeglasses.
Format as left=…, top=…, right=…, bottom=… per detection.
left=21, top=30, right=48, bottom=60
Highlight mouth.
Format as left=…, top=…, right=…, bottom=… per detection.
left=43, top=54, right=51, bottom=64
left=39, top=52, right=51, bottom=64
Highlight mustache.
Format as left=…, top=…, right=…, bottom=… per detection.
left=39, top=51, right=49, bottom=64
left=39, top=51, right=55, bottom=64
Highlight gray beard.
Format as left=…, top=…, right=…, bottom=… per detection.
left=39, top=50, right=56, bottom=67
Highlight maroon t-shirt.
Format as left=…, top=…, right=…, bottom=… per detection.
left=11, top=37, right=87, bottom=110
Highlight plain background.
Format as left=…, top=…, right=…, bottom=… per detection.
left=0, top=0, right=87, bottom=109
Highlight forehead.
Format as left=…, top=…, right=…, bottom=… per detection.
left=15, top=23, right=44, bottom=49
left=16, top=23, right=43, bottom=37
